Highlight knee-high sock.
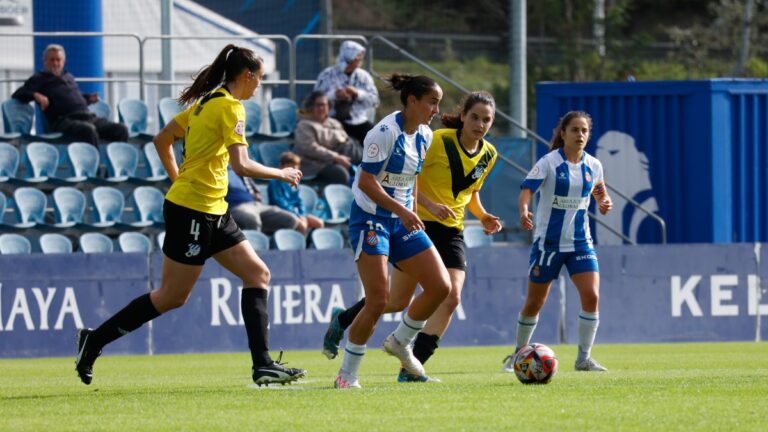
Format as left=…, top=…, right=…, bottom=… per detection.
left=392, top=312, right=425, bottom=345
left=90, top=293, right=160, bottom=351
left=515, top=313, right=538, bottom=351
left=340, top=341, right=366, bottom=377
left=242, top=288, right=273, bottom=368
left=338, top=298, right=365, bottom=330
left=412, top=332, right=440, bottom=365
left=577, top=310, right=599, bottom=362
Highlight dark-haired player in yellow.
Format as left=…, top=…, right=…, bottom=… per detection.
left=323, top=91, right=502, bottom=382
left=75, top=44, right=306, bottom=387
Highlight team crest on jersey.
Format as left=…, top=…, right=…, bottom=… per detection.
left=585, top=171, right=592, bottom=182
left=532, top=265, right=541, bottom=277
left=366, top=230, right=378, bottom=246
left=529, top=165, right=539, bottom=176
left=367, top=143, right=380, bottom=158
left=471, top=166, right=485, bottom=179
left=234, top=120, right=245, bottom=136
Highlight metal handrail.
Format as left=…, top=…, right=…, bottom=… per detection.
left=290, top=34, right=368, bottom=101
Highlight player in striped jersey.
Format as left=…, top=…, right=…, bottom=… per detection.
left=502, top=111, right=613, bottom=372
left=334, top=74, right=451, bottom=389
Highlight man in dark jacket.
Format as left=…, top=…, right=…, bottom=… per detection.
left=12, top=44, right=128, bottom=145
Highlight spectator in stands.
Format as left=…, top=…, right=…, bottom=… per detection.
left=501, top=110, right=613, bottom=373
left=321, top=91, right=502, bottom=383
left=293, top=90, right=362, bottom=186
left=73, top=44, right=305, bottom=388
left=331, top=73, right=451, bottom=389
left=267, top=152, right=324, bottom=234
left=313, top=40, right=379, bottom=145
left=225, top=165, right=302, bottom=235
left=12, top=44, right=128, bottom=145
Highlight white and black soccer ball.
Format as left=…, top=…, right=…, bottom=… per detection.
left=513, top=343, right=558, bottom=384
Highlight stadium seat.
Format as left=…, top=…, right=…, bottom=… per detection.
left=242, top=99, right=263, bottom=137
left=0, top=233, right=32, bottom=254
left=323, top=184, right=354, bottom=224
left=88, top=100, right=111, bottom=120
left=311, top=228, right=344, bottom=250
left=156, top=231, right=165, bottom=249
left=267, top=98, right=297, bottom=137
left=143, top=142, right=168, bottom=180
left=0, top=191, right=6, bottom=223
left=12, top=187, right=48, bottom=228
left=117, top=98, right=149, bottom=137
left=464, top=225, right=493, bottom=248
left=52, top=186, right=87, bottom=228
left=258, top=140, right=291, bottom=168
left=39, top=233, right=73, bottom=254
left=90, top=186, right=125, bottom=228
left=24, top=142, right=60, bottom=182
left=242, top=229, right=270, bottom=251
left=273, top=228, right=306, bottom=251
left=158, top=97, right=183, bottom=129
left=118, top=232, right=152, bottom=253
left=66, top=142, right=101, bottom=182
left=79, top=232, right=114, bottom=253
left=105, top=142, right=139, bottom=181
left=0, top=142, right=20, bottom=182
left=256, top=183, right=270, bottom=205
left=298, top=184, right=319, bottom=215
left=131, top=186, right=165, bottom=227
left=1, top=98, right=33, bottom=136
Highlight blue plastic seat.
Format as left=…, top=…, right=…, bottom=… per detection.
left=52, top=186, right=87, bottom=228
left=117, top=98, right=149, bottom=137
left=66, top=142, right=100, bottom=182
left=156, top=231, right=165, bottom=249
left=39, top=233, right=73, bottom=254
left=323, top=184, right=354, bottom=224
left=79, top=232, right=114, bottom=253
left=118, top=232, right=152, bottom=253
left=90, top=186, right=125, bottom=227
left=106, top=142, right=139, bottom=181
left=131, top=186, right=165, bottom=227
left=0, top=191, right=6, bottom=224
left=24, top=142, right=60, bottom=182
left=311, top=228, right=344, bottom=250
left=242, top=229, right=270, bottom=251
left=464, top=225, right=493, bottom=248
left=158, top=97, right=183, bottom=129
left=88, top=100, right=111, bottom=120
left=273, top=228, right=306, bottom=251
left=12, top=187, right=48, bottom=228
left=0, top=233, right=32, bottom=254
left=258, top=140, right=291, bottom=168
left=298, top=184, right=319, bottom=215
left=1, top=98, right=33, bottom=136
left=268, top=98, right=297, bottom=137
left=143, top=142, right=168, bottom=180
left=0, top=142, right=20, bottom=181
left=242, top=99, right=263, bottom=137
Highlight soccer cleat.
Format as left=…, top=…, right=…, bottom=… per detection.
left=382, top=333, right=425, bottom=377
left=574, top=357, right=608, bottom=372
left=501, top=353, right=516, bottom=373
left=322, top=307, right=345, bottom=360
left=334, top=371, right=362, bottom=389
left=252, top=351, right=307, bottom=386
left=397, top=368, right=441, bottom=383
left=75, top=328, right=101, bottom=385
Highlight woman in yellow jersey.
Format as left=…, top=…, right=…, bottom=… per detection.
left=322, top=91, right=502, bottom=382
left=74, top=45, right=306, bottom=387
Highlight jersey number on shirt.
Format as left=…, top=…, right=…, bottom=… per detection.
left=190, top=219, right=200, bottom=241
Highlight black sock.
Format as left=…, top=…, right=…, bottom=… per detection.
left=90, top=293, right=161, bottom=351
left=412, top=332, right=440, bottom=365
left=338, top=298, right=366, bottom=330
left=242, top=288, right=272, bottom=368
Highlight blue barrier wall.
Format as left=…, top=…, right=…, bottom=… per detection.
left=1, top=244, right=766, bottom=358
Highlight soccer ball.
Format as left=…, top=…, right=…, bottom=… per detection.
left=513, top=343, right=558, bottom=384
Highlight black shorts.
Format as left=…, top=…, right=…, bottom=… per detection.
left=424, top=220, right=467, bottom=271
left=162, top=200, right=246, bottom=265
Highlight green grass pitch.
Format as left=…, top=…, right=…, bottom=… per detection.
left=2, top=342, right=766, bottom=431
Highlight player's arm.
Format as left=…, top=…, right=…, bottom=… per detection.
left=153, top=119, right=185, bottom=182
left=467, top=191, right=502, bottom=234
left=228, top=144, right=302, bottom=187
left=518, top=187, right=535, bottom=231
left=358, top=171, right=423, bottom=232
left=591, top=182, right=613, bottom=215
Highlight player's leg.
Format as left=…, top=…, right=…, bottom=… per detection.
left=567, top=250, right=606, bottom=371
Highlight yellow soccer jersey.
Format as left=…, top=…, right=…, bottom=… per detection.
left=417, top=128, right=497, bottom=230
left=165, top=87, right=247, bottom=215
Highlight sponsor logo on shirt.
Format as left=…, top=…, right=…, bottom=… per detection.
left=575, top=253, right=597, bottom=261
left=551, top=195, right=590, bottom=210
left=380, top=172, right=415, bottom=188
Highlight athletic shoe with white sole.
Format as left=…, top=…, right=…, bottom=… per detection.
left=252, top=351, right=307, bottom=386
left=397, top=368, right=441, bottom=383
left=75, top=328, right=101, bottom=385
left=574, top=357, right=608, bottom=372
left=322, top=307, right=345, bottom=360
left=501, top=353, right=516, bottom=373
left=334, top=371, right=361, bottom=389
left=382, top=333, right=425, bottom=377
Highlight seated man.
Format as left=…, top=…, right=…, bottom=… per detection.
left=12, top=44, right=129, bottom=145
left=225, top=166, right=301, bottom=235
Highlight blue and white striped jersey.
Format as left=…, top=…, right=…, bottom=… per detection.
left=521, top=148, right=605, bottom=252
left=352, top=111, right=431, bottom=217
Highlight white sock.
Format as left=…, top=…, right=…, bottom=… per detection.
left=577, top=310, right=599, bottom=363
left=340, top=341, right=366, bottom=377
left=392, top=312, right=426, bottom=345
left=515, top=313, right=538, bottom=351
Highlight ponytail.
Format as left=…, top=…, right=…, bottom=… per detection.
left=384, top=73, right=438, bottom=106
left=178, top=44, right=264, bottom=105
left=440, top=91, right=496, bottom=129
